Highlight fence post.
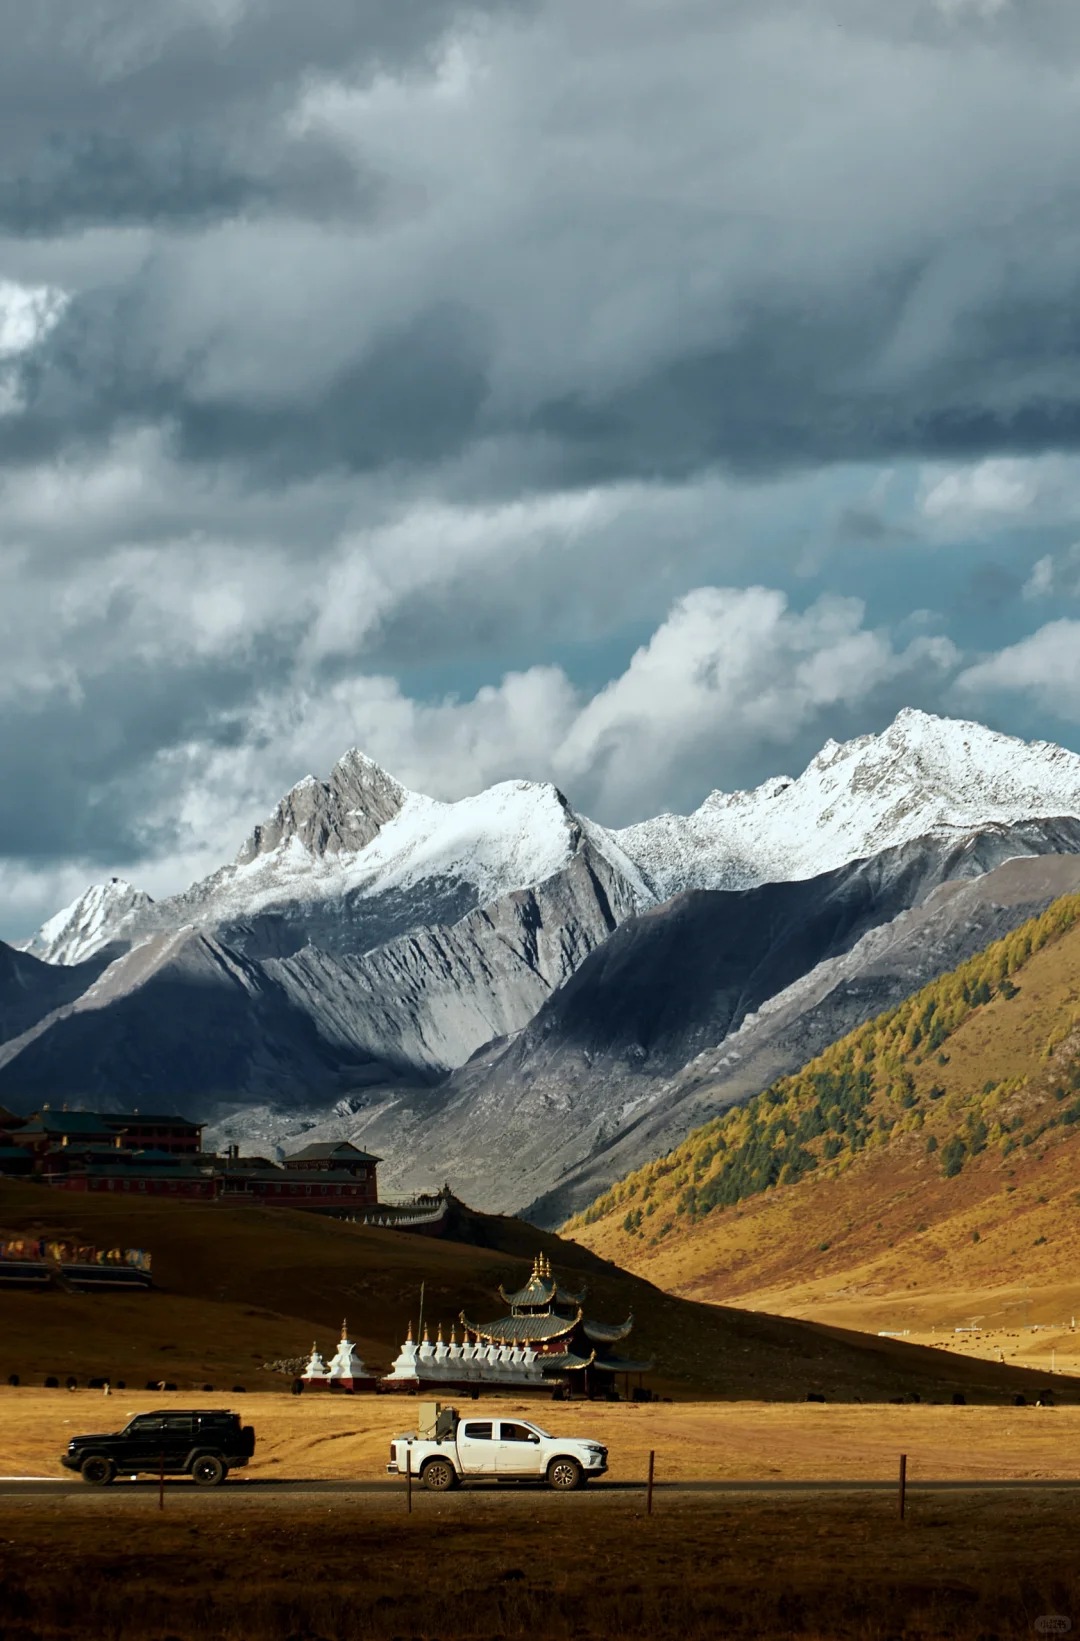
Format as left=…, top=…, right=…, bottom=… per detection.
left=159, top=1450, right=165, bottom=1512
left=406, top=1444, right=412, bottom=1515
left=646, top=1449, right=655, bottom=1516
left=898, top=1453, right=907, bottom=1522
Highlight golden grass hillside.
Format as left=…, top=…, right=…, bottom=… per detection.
left=0, top=1179, right=1067, bottom=1403
left=566, top=892, right=1080, bottom=1330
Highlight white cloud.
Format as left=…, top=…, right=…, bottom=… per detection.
left=0, top=279, right=67, bottom=356
left=302, top=488, right=623, bottom=664
left=555, top=587, right=959, bottom=815
left=0, top=277, right=67, bottom=416
left=1021, top=543, right=1080, bottom=602
left=913, top=456, right=1080, bottom=548
left=955, top=619, right=1080, bottom=719
left=1023, top=555, right=1056, bottom=601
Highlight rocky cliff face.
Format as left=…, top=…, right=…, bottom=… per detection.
left=616, top=708, right=1080, bottom=895
left=102, top=769, right=644, bottom=964
left=0, top=830, right=646, bottom=1113
left=24, top=708, right=1080, bottom=967
left=0, top=929, right=369, bottom=1117
left=269, top=837, right=642, bottom=1077
left=235, top=750, right=408, bottom=863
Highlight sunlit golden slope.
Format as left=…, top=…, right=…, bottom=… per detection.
left=566, top=894, right=1080, bottom=1328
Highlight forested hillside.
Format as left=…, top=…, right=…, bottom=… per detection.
left=567, top=894, right=1080, bottom=1308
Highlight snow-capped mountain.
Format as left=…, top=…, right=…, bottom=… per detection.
left=169, top=771, right=645, bottom=940
left=19, top=878, right=154, bottom=967
left=8, top=708, right=1080, bottom=1204
left=617, top=709, right=1080, bottom=897
left=21, top=753, right=654, bottom=966
left=22, top=709, right=1080, bottom=968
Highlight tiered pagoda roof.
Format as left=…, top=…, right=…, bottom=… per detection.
left=460, top=1252, right=652, bottom=1385
left=462, top=1311, right=582, bottom=1344
left=497, top=1252, right=585, bottom=1310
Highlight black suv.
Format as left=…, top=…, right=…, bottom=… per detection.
left=61, top=1409, right=256, bottom=1487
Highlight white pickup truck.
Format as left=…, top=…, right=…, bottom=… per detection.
left=386, top=1403, right=607, bottom=1491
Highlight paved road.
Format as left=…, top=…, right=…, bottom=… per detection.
left=3, top=1476, right=1079, bottom=1498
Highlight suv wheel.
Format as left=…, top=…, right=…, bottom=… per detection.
left=547, top=1457, right=582, bottom=1491
left=80, top=1455, right=116, bottom=1486
left=190, top=1454, right=227, bottom=1487
left=420, top=1457, right=457, bottom=1492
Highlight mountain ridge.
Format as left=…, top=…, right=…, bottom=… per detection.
left=22, top=709, right=1080, bottom=967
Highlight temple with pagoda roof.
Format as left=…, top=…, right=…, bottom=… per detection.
left=381, top=1253, right=653, bottom=1399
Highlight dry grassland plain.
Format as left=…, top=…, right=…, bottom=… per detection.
left=6, top=1378, right=1080, bottom=1638
left=4, top=1385, right=1080, bottom=1483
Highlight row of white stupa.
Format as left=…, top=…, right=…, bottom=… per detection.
left=302, top=1322, right=550, bottom=1388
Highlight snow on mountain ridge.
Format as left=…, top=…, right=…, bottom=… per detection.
left=615, top=709, right=1080, bottom=897
left=21, top=709, right=1080, bottom=966
left=18, top=878, right=154, bottom=967
left=173, top=777, right=588, bottom=929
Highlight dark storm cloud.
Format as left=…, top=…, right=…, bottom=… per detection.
left=0, top=128, right=378, bottom=235
left=0, top=0, right=513, bottom=234
left=0, top=653, right=262, bottom=863
left=0, top=0, right=512, bottom=133
left=527, top=251, right=1080, bottom=485
left=175, top=305, right=492, bottom=479
left=8, top=283, right=492, bottom=480
left=5, top=0, right=1080, bottom=489
left=8, top=0, right=1080, bottom=936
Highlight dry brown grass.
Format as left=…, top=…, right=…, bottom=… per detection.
left=1, top=1181, right=1063, bottom=1405
left=5, top=1387, right=1080, bottom=1483
left=3, top=1487, right=1080, bottom=1640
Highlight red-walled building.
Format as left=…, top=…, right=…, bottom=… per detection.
left=0, top=1109, right=380, bottom=1212
left=7, top=1109, right=204, bottom=1158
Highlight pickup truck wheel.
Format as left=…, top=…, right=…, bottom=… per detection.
left=190, top=1454, right=227, bottom=1487
left=80, top=1455, right=115, bottom=1487
left=547, top=1457, right=583, bottom=1492
left=420, top=1457, right=457, bottom=1492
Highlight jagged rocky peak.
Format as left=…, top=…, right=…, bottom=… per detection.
left=20, top=877, right=154, bottom=967
left=236, top=750, right=409, bottom=863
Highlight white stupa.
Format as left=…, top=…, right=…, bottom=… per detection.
left=326, top=1319, right=369, bottom=1389
left=382, top=1319, right=546, bottom=1387
left=386, top=1322, right=420, bottom=1383
left=302, top=1342, right=329, bottom=1382
left=299, top=1322, right=371, bottom=1392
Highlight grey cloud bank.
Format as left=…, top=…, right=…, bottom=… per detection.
left=4, top=0, right=1080, bottom=938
